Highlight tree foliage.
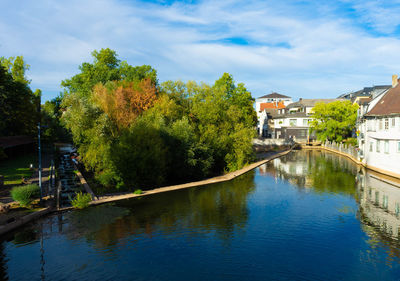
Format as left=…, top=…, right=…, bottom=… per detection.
left=309, top=100, right=358, bottom=143
left=0, top=56, right=40, bottom=137
left=61, top=49, right=256, bottom=192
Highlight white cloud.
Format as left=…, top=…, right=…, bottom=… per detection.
left=1, top=0, right=400, bottom=101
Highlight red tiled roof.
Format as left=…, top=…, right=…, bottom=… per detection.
left=366, top=81, right=400, bottom=116
left=0, top=135, right=35, bottom=148
left=260, top=101, right=286, bottom=111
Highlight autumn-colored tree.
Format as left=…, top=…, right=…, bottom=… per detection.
left=93, top=79, right=158, bottom=130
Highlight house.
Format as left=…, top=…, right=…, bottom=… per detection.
left=338, top=85, right=391, bottom=101
left=357, top=75, right=400, bottom=177
left=255, top=92, right=292, bottom=137
left=273, top=98, right=339, bottom=140
left=257, top=102, right=286, bottom=137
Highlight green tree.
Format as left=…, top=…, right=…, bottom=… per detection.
left=309, top=100, right=358, bottom=143
left=0, top=56, right=40, bottom=137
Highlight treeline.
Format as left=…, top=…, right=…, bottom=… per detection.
left=0, top=56, right=41, bottom=137
left=60, top=48, right=257, bottom=191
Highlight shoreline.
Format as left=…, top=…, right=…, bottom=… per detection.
left=90, top=149, right=293, bottom=206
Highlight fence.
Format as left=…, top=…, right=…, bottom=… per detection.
left=322, top=141, right=360, bottom=161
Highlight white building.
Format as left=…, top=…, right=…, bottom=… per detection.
left=358, top=75, right=400, bottom=177
left=255, top=92, right=292, bottom=137
left=273, top=99, right=339, bottom=140
left=255, top=92, right=292, bottom=118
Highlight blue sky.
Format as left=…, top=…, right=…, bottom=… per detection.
left=1, top=0, right=400, bottom=102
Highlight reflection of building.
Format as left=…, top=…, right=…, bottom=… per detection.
left=260, top=150, right=315, bottom=188
left=357, top=170, right=400, bottom=239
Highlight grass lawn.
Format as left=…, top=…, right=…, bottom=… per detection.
left=0, top=152, right=37, bottom=186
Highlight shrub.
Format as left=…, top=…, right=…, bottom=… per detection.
left=133, top=189, right=143, bottom=194
left=10, top=184, right=39, bottom=207
left=71, top=192, right=92, bottom=209
left=344, top=137, right=357, bottom=147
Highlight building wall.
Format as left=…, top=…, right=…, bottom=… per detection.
left=361, top=116, right=400, bottom=175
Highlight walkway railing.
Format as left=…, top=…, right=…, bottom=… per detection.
left=322, top=141, right=360, bottom=161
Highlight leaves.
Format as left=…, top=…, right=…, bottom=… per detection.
left=309, top=100, right=358, bottom=143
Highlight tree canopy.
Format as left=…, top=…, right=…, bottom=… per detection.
left=309, top=100, right=358, bottom=143
left=0, top=56, right=40, bottom=137
left=60, top=48, right=256, bottom=192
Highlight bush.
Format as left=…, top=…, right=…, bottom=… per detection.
left=133, top=189, right=143, bottom=194
left=10, top=184, right=39, bottom=207
left=71, top=192, right=92, bottom=209
left=344, top=137, right=357, bottom=147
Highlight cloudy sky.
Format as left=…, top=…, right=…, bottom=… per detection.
left=1, top=0, right=400, bottom=101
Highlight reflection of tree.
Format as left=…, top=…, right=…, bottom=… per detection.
left=307, top=152, right=357, bottom=198
left=63, top=171, right=256, bottom=249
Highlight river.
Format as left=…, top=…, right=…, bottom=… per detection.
left=1, top=150, right=400, bottom=280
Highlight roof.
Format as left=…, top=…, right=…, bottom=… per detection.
left=259, top=101, right=285, bottom=111
left=0, top=135, right=35, bottom=148
left=366, top=82, right=400, bottom=116
left=258, top=92, right=291, bottom=99
left=337, top=85, right=391, bottom=100
left=286, top=99, right=340, bottom=109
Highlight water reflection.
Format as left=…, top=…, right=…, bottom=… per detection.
left=260, top=150, right=357, bottom=196
left=60, top=171, right=256, bottom=249
left=356, top=169, right=400, bottom=262
left=3, top=150, right=400, bottom=280
left=262, top=150, right=400, bottom=262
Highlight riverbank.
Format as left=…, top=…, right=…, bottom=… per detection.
left=90, top=149, right=293, bottom=206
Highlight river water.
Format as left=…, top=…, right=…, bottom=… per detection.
left=1, top=150, right=400, bottom=280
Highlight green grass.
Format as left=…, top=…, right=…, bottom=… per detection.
left=0, top=152, right=37, bottom=185
left=133, top=189, right=143, bottom=194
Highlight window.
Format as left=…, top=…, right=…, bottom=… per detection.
left=303, top=119, right=309, bottom=126
left=384, top=141, right=389, bottom=154
left=383, top=195, right=389, bottom=209
left=376, top=140, right=380, bottom=152
left=375, top=191, right=380, bottom=205
left=369, top=142, right=373, bottom=152
left=385, top=118, right=389, bottom=130
left=398, top=141, right=400, bottom=153
left=392, top=118, right=396, bottom=128
left=289, top=119, right=297, bottom=126
left=395, top=203, right=400, bottom=216
left=379, top=119, right=383, bottom=130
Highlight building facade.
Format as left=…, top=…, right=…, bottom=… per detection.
left=272, top=99, right=339, bottom=141
left=358, top=76, right=400, bottom=177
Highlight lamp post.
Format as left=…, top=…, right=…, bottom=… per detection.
left=38, top=122, right=42, bottom=203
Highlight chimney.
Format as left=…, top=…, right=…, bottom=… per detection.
left=392, top=74, right=398, bottom=88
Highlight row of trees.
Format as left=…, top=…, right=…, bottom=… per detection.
left=60, top=48, right=257, bottom=191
